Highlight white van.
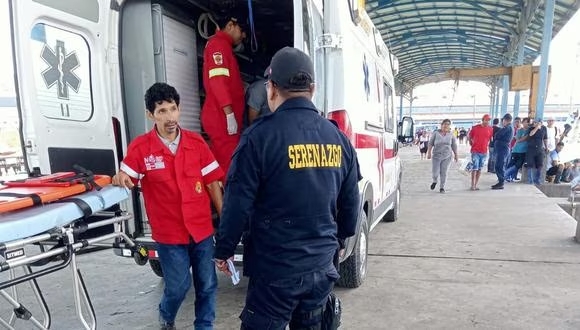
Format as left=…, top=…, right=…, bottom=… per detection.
left=8, top=0, right=408, bottom=288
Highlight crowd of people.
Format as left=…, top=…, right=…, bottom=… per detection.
left=416, top=114, right=579, bottom=192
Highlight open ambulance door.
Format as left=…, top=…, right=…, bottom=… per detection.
left=8, top=0, right=119, bottom=178
left=8, top=0, right=126, bottom=241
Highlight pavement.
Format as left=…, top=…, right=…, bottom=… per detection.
left=2, top=144, right=580, bottom=329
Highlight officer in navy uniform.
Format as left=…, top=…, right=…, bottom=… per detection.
left=214, top=47, right=360, bottom=329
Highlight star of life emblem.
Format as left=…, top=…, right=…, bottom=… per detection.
left=144, top=155, right=165, bottom=170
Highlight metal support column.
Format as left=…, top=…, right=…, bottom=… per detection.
left=536, top=0, right=556, bottom=121
left=501, top=75, right=509, bottom=117
left=399, top=93, right=404, bottom=122
left=513, top=43, right=525, bottom=118
left=489, top=86, right=495, bottom=114
left=494, top=85, right=500, bottom=119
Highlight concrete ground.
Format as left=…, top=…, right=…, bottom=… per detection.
left=2, top=144, right=580, bottom=329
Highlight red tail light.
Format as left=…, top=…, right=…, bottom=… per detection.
left=328, top=110, right=355, bottom=143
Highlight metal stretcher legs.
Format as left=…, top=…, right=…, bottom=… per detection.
left=0, top=266, right=51, bottom=330
left=70, top=253, right=96, bottom=330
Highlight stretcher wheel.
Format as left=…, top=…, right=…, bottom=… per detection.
left=133, top=249, right=148, bottom=266
left=149, top=259, right=163, bottom=278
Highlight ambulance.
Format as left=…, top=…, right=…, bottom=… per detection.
left=7, top=0, right=412, bottom=288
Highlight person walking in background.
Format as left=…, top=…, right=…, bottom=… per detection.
left=491, top=114, right=514, bottom=190
left=459, top=127, right=467, bottom=144
left=427, top=119, right=458, bottom=193
left=418, top=131, right=429, bottom=160
left=468, top=114, right=494, bottom=191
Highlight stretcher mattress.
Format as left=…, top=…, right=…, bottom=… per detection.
left=0, top=185, right=130, bottom=243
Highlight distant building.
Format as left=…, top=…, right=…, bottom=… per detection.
left=0, top=97, right=20, bottom=129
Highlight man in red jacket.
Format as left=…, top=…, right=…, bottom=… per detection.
left=201, top=12, right=247, bottom=177
left=112, top=83, right=224, bottom=330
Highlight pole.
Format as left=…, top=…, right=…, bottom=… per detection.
left=513, top=42, right=525, bottom=117
left=472, top=95, right=476, bottom=126
left=399, top=93, right=404, bottom=122
left=501, top=75, right=509, bottom=116
left=494, top=85, right=500, bottom=119
left=536, top=0, right=556, bottom=121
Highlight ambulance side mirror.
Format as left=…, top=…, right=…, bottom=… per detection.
left=398, top=116, right=414, bottom=141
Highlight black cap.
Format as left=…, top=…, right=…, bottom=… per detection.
left=502, top=113, right=512, bottom=121
left=266, top=47, right=314, bottom=92
left=216, top=10, right=248, bottom=31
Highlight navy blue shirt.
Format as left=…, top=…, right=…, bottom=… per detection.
left=493, top=124, right=514, bottom=149
left=215, top=97, right=360, bottom=279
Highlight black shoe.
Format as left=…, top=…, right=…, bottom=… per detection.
left=160, top=325, right=176, bottom=330
left=430, top=182, right=437, bottom=190
left=440, top=188, right=445, bottom=193
left=491, top=183, right=504, bottom=190
left=160, top=322, right=176, bottom=330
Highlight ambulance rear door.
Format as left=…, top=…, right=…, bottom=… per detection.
left=9, top=0, right=119, bottom=176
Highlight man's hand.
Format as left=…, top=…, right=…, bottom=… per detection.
left=112, top=171, right=134, bottom=189
left=427, top=152, right=432, bottom=160
left=214, top=257, right=233, bottom=276
left=454, top=155, right=459, bottom=163
left=226, top=113, right=238, bottom=135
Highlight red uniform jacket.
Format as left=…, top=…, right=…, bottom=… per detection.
left=201, top=31, right=245, bottom=174
left=120, top=128, right=224, bottom=244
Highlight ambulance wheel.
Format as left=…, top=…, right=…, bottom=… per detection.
left=383, top=185, right=400, bottom=222
left=149, top=259, right=163, bottom=278
left=337, top=214, right=368, bottom=288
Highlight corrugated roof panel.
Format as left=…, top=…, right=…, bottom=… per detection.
left=366, top=0, right=580, bottom=94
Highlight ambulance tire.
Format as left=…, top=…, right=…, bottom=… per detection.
left=149, top=259, right=163, bottom=278
left=337, top=214, right=368, bottom=288
left=383, top=185, right=400, bottom=222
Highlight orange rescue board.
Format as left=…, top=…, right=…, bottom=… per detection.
left=0, top=175, right=112, bottom=214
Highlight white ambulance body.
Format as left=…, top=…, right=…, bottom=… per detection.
left=8, top=0, right=405, bottom=288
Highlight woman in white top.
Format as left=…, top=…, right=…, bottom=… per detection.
left=418, top=131, right=429, bottom=160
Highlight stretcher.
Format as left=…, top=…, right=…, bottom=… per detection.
left=0, top=171, right=110, bottom=214
left=0, top=184, right=134, bottom=330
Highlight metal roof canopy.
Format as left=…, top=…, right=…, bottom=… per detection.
left=366, top=0, right=580, bottom=95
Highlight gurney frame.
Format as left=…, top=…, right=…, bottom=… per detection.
left=0, top=212, right=135, bottom=330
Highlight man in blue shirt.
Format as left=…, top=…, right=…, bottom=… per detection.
left=213, top=47, right=360, bottom=329
left=491, top=113, right=514, bottom=190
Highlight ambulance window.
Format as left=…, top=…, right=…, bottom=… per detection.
left=383, top=82, right=394, bottom=132
left=30, top=23, right=93, bottom=122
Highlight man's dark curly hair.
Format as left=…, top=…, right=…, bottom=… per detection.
left=144, top=83, right=180, bottom=113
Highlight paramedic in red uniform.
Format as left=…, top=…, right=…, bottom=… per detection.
left=201, top=12, right=247, bottom=176
left=111, top=83, right=224, bottom=330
